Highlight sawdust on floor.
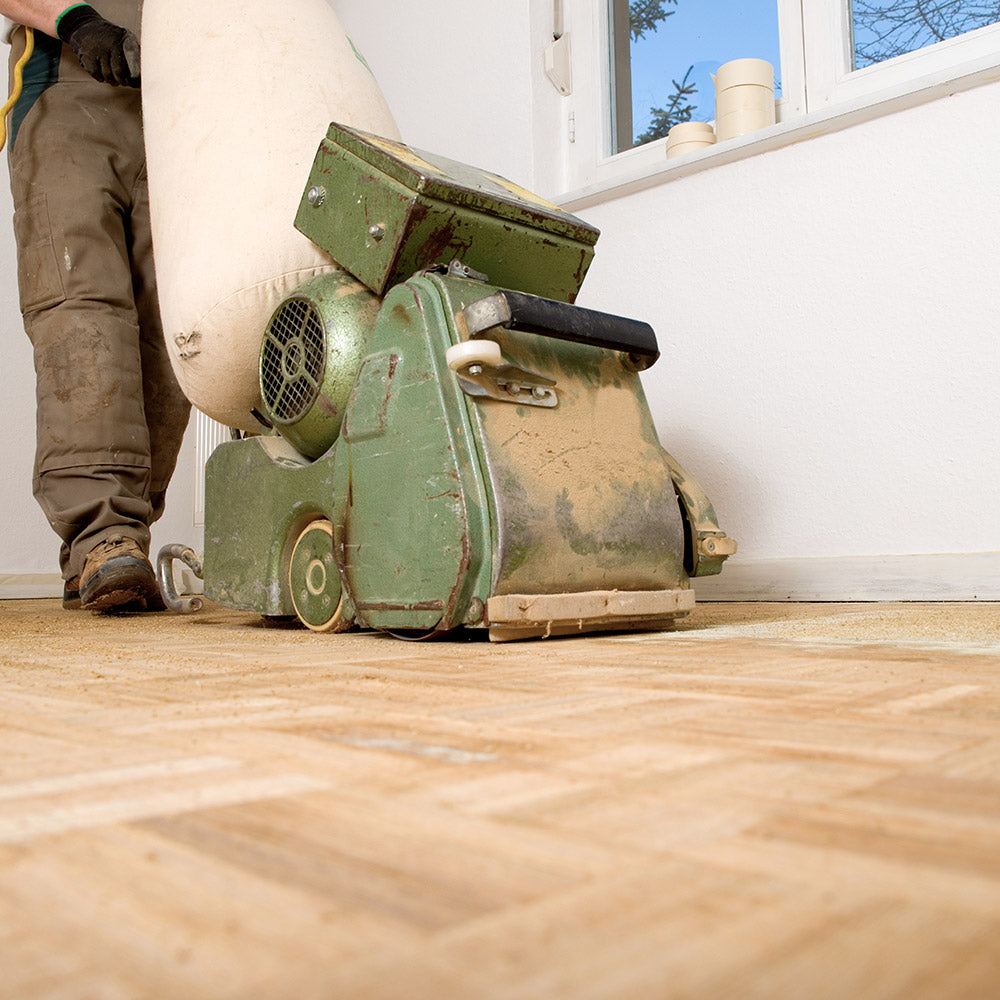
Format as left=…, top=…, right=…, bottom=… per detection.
left=1, top=600, right=998, bottom=660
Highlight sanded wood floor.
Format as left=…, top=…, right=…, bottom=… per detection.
left=1, top=599, right=999, bottom=999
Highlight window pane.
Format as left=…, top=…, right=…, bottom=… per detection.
left=610, top=0, right=782, bottom=153
left=851, top=1, right=1000, bottom=69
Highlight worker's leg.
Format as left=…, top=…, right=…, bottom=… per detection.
left=10, top=85, right=166, bottom=587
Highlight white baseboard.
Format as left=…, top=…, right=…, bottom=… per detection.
left=0, top=573, right=62, bottom=599
left=3, top=555, right=999, bottom=603
left=694, top=552, right=1000, bottom=602
left=0, top=568, right=204, bottom=601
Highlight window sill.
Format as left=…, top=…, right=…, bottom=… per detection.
left=556, top=53, right=1000, bottom=213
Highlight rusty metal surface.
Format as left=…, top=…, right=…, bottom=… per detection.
left=294, top=123, right=598, bottom=302
left=201, top=272, right=732, bottom=637
left=186, top=99, right=745, bottom=639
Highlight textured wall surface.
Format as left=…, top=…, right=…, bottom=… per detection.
left=2, top=0, right=996, bottom=597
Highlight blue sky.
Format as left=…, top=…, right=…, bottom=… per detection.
left=628, top=0, right=782, bottom=135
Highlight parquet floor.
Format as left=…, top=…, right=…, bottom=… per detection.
left=1, top=599, right=999, bottom=999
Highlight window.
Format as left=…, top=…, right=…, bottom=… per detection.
left=609, top=0, right=785, bottom=154
left=552, top=0, right=1000, bottom=201
left=851, top=1, right=1000, bottom=67
left=802, top=0, right=1000, bottom=108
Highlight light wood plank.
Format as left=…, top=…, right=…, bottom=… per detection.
left=1, top=599, right=999, bottom=999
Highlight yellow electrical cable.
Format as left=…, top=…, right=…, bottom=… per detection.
left=0, top=26, right=35, bottom=153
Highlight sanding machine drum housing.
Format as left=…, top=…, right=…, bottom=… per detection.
left=164, top=124, right=736, bottom=640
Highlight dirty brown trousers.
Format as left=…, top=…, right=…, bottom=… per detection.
left=8, top=20, right=190, bottom=583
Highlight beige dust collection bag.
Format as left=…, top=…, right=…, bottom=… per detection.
left=142, top=0, right=400, bottom=429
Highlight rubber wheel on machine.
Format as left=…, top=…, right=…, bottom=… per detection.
left=288, top=519, right=343, bottom=632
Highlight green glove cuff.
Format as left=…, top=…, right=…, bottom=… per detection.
left=56, top=4, right=96, bottom=43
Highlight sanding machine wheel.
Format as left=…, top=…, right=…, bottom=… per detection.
left=289, top=519, right=343, bottom=632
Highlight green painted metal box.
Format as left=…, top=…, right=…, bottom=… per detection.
left=294, top=123, right=599, bottom=303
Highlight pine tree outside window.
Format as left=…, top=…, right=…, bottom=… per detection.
left=610, top=0, right=782, bottom=153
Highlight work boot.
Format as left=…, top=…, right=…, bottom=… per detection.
left=141, top=589, right=168, bottom=612
left=62, top=576, right=81, bottom=611
left=79, top=536, right=158, bottom=612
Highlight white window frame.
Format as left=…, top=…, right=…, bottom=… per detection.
left=552, top=0, right=1000, bottom=206
left=802, top=0, right=1000, bottom=108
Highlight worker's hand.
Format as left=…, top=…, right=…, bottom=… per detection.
left=57, top=4, right=140, bottom=87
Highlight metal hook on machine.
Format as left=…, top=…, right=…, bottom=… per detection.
left=157, top=544, right=205, bottom=614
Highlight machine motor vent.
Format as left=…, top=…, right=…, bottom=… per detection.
left=260, top=298, right=327, bottom=425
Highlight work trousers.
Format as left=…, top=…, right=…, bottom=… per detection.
left=9, top=81, right=191, bottom=581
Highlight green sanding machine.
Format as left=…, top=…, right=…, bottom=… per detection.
left=160, top=124, right=735, bottom=640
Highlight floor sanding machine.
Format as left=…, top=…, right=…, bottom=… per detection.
left=160, top=124, right=736, bottom=640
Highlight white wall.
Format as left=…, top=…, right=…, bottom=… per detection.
left=575, top=90, right=1000, bottom=598
left=333, top=0, right=542, bottom=187
left=334, top=0, right=1000, bottom=599
left=593, top=91, right=1000, bottom=537
left=0, top=176, right=51, bottom=583
left=2, top=0, right=996, bottom=600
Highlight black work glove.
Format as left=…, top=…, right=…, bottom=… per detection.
left=57, top=4, right=140, bottom=87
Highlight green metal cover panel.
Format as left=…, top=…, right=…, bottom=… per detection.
left=294, top=123, right=599, bottom=303
left=329, top=277, right=494, bottom=634
left=203, top=436, right=337, bottom=617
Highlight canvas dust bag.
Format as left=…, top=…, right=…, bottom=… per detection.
left=142, top=0, right=400, bottom=428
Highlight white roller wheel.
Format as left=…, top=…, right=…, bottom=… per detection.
left=446, top=339, right=503, bottom=371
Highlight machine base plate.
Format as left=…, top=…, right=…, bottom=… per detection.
left=486, top=588, right=695, bottom=642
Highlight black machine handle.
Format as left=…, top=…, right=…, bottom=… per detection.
left=463, top=289, right=660, bottom=369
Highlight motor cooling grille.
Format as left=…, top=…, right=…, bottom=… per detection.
left=260, top=298, right=327, bottom=424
